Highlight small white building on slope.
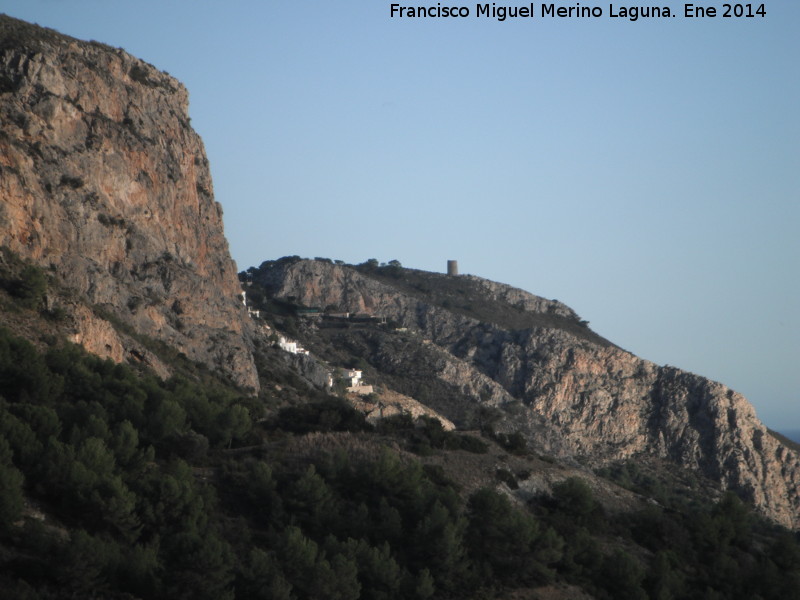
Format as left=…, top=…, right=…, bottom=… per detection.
left=278, top=336, right=309, bottom=356
left=344, top=368, right=373, bottom=395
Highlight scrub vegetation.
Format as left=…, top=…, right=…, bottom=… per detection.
left=1, top=323, right=800, bottom=599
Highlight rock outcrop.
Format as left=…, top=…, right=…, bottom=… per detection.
left=350, top=389, right=456, bottom=430
left=0, top=15, right=258, bottom=390
left=253, top=258, right=800, bottom=529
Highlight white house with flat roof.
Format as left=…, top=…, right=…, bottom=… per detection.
left=344, top=368, right=373, bottom=395
left=278, top=336, right=309, bottom=356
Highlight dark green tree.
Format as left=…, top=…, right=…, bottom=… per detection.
left=11, top=264, right=47, bottom=308
left=0, top=437, right=24, bottom=531
left=239, top=548, right=293, bottom=600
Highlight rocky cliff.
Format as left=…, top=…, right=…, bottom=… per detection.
left=0, top=15, right=258, bottom=390
left=251, top=258, right=800, bottom=529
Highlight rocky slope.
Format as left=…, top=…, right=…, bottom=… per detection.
left=2, top=12, right=796, bottom=530
left=250, top=258, right=800, bottom=529
left=0, top=15, right=257, bottom=390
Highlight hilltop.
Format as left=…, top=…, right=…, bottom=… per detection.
left=0, top=13, right=258, bottom=390
left=242, top=256, right=800, bottom=530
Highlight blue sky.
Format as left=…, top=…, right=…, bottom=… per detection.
left=3, top=1, right=798, bottom=429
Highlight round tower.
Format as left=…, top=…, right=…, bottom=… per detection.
left=447, top=260, right=459, bottom=276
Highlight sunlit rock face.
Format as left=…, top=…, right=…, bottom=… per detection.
left=256, top=258, right=800, bottom=528
left=0, top=15, right=258, bottom=391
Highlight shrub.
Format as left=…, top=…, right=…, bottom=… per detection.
left=10, top=265, right=47, bottom=308
left=273, top=398, right=371, bottom=434
left=0, top=455, right=24, bottom=530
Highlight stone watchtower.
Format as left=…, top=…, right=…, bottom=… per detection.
left=447, top=260, right=459, bottom=276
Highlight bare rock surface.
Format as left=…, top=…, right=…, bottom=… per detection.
left=349, top=388, right=456, bottom=430
left=255, top=258, right=800, bottom=528
left=0, top=15, right=257, bottom=390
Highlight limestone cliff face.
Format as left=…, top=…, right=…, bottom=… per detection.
left=255, top=258, right=800, bottom=529
left=0, top=16, right=258, bottom=390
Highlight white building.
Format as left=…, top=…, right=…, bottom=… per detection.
left=343, top=368, right=373, bottom=395
left=278, top=336, right=309, bottom=356
left=344, top=369, right=362, bottom=387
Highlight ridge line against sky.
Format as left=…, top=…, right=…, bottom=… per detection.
left=2, top=1, right=798, bottom=428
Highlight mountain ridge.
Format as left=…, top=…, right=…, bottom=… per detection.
left=0, top=13, right=258, bottom=391
left=244, top=257, right=800, bottom=529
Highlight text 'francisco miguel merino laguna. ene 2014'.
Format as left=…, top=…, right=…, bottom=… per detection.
left=389, top=3, right=767, bottom=21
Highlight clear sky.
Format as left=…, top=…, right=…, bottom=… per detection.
left=3, top=1, right=798, bottom=429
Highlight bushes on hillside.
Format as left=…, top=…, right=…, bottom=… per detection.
left=2, top=327, right=800, bottom=599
